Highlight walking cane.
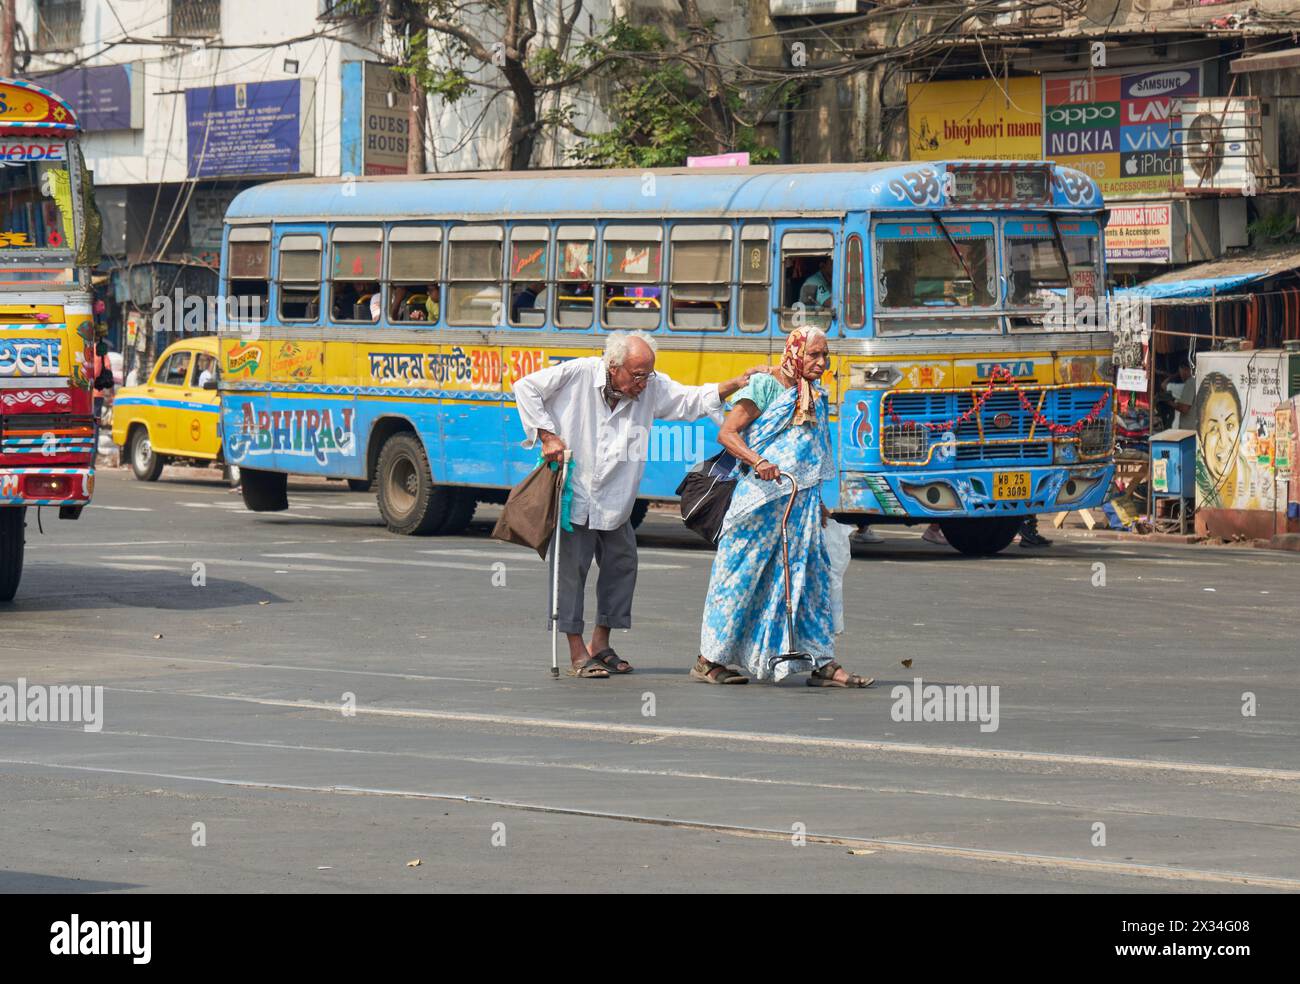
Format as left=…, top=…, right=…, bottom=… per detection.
left=550, top=450, right=572, bottom=679
left=768, top=471, right=813, bottom=674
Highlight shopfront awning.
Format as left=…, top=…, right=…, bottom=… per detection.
left=1112, top=244, right=1300, bottom=305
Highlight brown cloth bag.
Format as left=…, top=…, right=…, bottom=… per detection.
left=491, top=461, right=562, bottom=559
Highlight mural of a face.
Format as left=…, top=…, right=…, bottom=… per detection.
left=1199, top=390, right=1241, bottom=484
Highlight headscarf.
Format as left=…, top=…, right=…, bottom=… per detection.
left=780, top=327, right=823, bottom=426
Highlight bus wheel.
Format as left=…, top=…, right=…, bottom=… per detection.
left=438, top=490, right=477, bottom=534
left=0, top=507, right=26, bottom=603
left=346, top=478, right=373, bottom=493
left=938, top=516, right=1022, bottom=557
left=629, top=499, right=649, bottom=530
left=129, top=427, right=163, bottom=482
left=376, top=433, right=451, bottom=535
left=241, top=469, right=289, bottom=512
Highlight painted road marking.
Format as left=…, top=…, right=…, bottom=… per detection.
left=2, top=756, right=1295, bottom=889
left=104, top=554, right=361, bottom=574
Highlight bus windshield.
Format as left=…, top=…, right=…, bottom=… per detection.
left=875, top=220, right=996, bottom=309
left=0, top=148, right=74, bottom=251
left=1005, top=219, right=1101, bottom=305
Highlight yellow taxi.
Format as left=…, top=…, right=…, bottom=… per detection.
left=111, top=337, right=223, bottom=481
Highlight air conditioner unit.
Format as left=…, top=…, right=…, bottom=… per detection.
left=1180, top=97, right=1271, bottom=194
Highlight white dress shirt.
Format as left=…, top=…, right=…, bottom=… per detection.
left=513, top=356, right=724, bottom=530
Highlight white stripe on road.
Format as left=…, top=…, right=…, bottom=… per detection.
left=2, top=756, right=1295, bottom=889
left=96, top=505, right=154, bottom=512
left=96, top=685, right=1300, bottom=783
left=104, top=554, right=360, bottom=574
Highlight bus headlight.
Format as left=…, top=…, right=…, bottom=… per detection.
left=1055, top=471, right=1105, bottom=506
left=882, top=423, right=927, bottom=462
left=900, top=480, right=962, bottom=512
left=1079, top=419, right=1112, bottom=457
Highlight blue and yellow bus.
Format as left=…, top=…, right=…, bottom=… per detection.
left=216, top=161, right=1115, bottom=555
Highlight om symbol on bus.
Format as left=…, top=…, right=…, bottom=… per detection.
left=887, top=167, right=945, bottom=207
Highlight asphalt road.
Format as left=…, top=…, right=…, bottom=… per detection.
left=1, top=467, right=1297, bottom=893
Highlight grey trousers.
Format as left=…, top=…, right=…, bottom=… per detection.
left=547, top=520, right=638, bottom=635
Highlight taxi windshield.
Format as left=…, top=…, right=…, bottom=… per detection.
left=0, top=144, right=73, bottom=251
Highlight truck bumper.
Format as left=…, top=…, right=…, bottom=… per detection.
left=0, top=467, right=95, bottom=507
left=840, top=464, right=1115, bottom=519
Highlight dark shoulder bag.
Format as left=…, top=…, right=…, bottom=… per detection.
left=675, top=450, right=739, bottom=544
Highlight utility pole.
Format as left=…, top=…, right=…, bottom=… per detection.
left=1, top=0, right=16, bottom=78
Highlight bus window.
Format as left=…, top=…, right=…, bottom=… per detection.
left=388, top=226, right=442, bottom=324
left=555, top=226, right=595, bottom=329
left=509, top=226, right=549, bottom=328
left=669, top=224, right=731, bottom=332
left=330, top=227, right=383, bottom=323
left=875, top=220, right=995, bottom=311
left=447, top=225, right=503, bottom=327
left=1004, top=220, right=1101, bottom=309
left=277, top=234, right=322, bottom=322
left=844, top=234, right=865, bottom=328
left=227, top=226, right=270, bottom=322
left=603, top=224, right=662, bottom=330
left=738, top=224, right=770, bottom=332
left=778, top=231, right=834, bottom=332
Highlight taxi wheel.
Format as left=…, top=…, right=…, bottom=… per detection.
left=938, top=516, right=1022, bottom=557
left=129, top=427, right=163, bottom=482
left=0, top=507, right=25, bottom=603
left=376, top=433, right=451, bottom=535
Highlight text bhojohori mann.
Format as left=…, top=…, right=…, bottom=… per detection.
left=0, top=679, right=103, bottom=733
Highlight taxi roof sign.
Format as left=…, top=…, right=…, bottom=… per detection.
left=0, top=77, right=79, bottom=131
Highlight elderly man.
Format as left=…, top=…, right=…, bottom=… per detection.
left=513, top=330, right=765, bottom=679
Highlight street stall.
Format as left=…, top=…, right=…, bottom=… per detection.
left=1108, top=244, right=1300, bottom=536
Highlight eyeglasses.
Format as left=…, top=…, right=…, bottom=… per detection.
left=625, top=369, right=656, bottom=383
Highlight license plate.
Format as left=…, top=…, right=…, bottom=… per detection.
left=994, top=471, right=1031, bottom=500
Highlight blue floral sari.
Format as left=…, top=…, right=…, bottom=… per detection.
left=699, top=382, right=837, bottom=681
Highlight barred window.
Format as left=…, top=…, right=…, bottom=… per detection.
left=330, top=227, right=383, bottom=324
left=447, top=225, right=503, bottom=327
left=509, top=226, right=549, bottom=328
left=555, top=226, right=595, bottom=329
left=388, top=226, right=442, bottom=324
left=278, top=234, right=322, bottom=323
left=227, top=226, right=269, bottom=323
left=35, top=0, right=82, bottom=50
left=170, top=0, right=221, bottom=38
left=603, top=224, right=662, bottom=330
left=669, top=225, right=731, bottom=332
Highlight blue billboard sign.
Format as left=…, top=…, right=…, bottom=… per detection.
left=185, top=79, right=314, bottom=179
left=37, top=64, right=138, bottom=131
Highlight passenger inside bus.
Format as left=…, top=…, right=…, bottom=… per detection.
left=799, top=255, right=834, bottom=308
left=333, top=281, right=382, bottom=322
left=511, top=281, right=546, bottom=323
left=392, top=284, right=440, bottom=322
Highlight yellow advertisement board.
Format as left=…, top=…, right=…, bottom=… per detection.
left=907, top=77, right=1043, bottom=162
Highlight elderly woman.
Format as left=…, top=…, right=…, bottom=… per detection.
left=690, top=327, right=873, bottom=687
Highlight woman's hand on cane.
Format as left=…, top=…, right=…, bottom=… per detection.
left=754, top=458, right=780, bottom=481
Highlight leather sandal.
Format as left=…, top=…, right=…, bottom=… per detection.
left=807, top=661, right=873, bottom=688
left=689, top=656, right=748, bottom=685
